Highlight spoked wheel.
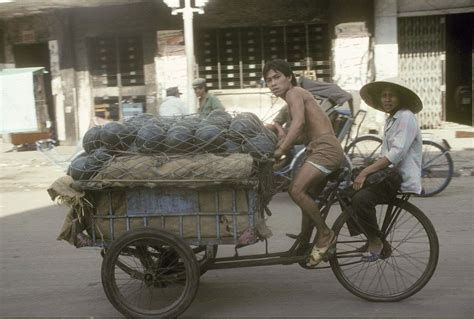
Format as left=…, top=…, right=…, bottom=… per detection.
left=344, top=135, right=382, bottom=168
left=330, top=198, right=439, bottom=301
left=101, top=228, right=200, bottom=318
left=419, top=140, right=454, bottom=197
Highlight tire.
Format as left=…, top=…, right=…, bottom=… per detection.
left=329, top=198, right=439, bottom=301
left=344, top=135, right=383, bottom=169
left=101, top=228, right=200, bottom=318
left=418, top=140, right=454, bottom=197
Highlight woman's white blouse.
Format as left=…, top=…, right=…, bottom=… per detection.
left=381, top=109, right=423, bottom=194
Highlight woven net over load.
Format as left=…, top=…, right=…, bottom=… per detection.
left=57, top=111, right=276, bottom=245
left=70, top=110, right=276, bottom=190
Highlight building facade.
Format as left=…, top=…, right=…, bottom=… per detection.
left=0, top=0, right=472, bottom=144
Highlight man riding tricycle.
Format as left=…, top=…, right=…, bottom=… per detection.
left=48, top=60, right=438, bottom=318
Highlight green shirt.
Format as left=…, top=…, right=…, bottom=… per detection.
left=198, top=93, right=224, bottom=115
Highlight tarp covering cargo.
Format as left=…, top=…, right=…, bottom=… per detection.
left=51, top=111, right=275, bottom=247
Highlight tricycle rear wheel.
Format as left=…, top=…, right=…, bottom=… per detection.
left=101, top=228, right=200, bottom=318
left=329, top=199, right=439, bottom=301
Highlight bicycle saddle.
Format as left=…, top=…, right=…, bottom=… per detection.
left=326, top=168, right=346, bottom=182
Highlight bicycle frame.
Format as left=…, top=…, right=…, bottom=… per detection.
left=206, top=170, right=352, bottom=270
left=206, top=169, right=414, bottom=271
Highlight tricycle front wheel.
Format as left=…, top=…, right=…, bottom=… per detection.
left=101, top=228, right=200, bottom=318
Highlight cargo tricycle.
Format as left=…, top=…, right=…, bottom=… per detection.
left=77, top=161, right=438, bottom=318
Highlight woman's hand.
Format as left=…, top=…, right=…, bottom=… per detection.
left=352, top=157, right=392, bottom=191
left=353, top=171, right=367, bottom=190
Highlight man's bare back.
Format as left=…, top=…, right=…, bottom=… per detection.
left=278, top=86, right=335, bottom=153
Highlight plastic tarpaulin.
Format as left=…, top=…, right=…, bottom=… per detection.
left=0, top=67, right=42, bottom=133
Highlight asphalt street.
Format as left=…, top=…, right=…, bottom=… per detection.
left=0, top=144, right=473, bottom=318
left=0, top=182, right=473, bottom=317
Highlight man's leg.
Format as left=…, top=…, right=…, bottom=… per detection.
left=297, top=179, right=328, bottom=242
left=289, top=162, right=332, bottom=248
left=352, top=187, right=392, bottom=254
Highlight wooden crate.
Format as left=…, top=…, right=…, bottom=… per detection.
left=9, top=131, right=51, bottom=145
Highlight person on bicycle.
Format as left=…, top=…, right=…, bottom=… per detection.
left=353, top=78, right=423, bottom=261
left=263, top=59, right=344, bottom=267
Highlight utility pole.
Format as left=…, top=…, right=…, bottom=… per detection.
left=164, top=0, right=209, bottom=113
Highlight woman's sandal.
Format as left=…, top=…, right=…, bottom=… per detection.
left=306, top=231, right=337, bottom=268
left=361, top=244, right=383, bottom=262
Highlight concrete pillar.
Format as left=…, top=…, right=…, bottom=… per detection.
left=143, top=31, right=158, bottom=114
left=58, top=13, right=79, bottom=145
left=374, top=0, right=398, bottom=80
left=371, top=0, right=399, bottom=131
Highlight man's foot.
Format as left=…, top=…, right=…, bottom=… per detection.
left=287, top=230, right=313, bottom=255
left=307, top=230, right=336, bottom=267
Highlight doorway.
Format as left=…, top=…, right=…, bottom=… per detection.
left=445, top=13, right=473, bottom=126
left=13, top=43, right=57, bottom=138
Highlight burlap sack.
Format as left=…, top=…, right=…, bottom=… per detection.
left=92, top=187, right=263, bottom=243
left=91, top=153, right=254, bottom=183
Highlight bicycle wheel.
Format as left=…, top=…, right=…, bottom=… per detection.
left=101, top=228, right=200, bottom=318
left=330, top=198, right=439, bottom=301
left=345, top=135, right=383, bottom=168
left=419, top=140, right=454, bottom=197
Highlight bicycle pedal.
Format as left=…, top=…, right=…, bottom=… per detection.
left=286, top=233, right=299, bottom=239
left=322, top=247, right=336, bottom=262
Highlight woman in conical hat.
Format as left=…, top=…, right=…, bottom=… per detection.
left=352, top=78, right=423, bottom=262
left=359, top=78, right=423, bottom=114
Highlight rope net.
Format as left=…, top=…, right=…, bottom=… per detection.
left=69, top=110, right=277, bottom=190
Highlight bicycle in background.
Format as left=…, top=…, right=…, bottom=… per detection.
left=345, top=134, right=453, bottom=197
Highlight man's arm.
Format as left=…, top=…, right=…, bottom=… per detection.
left=273, top=122, right=287, bottom=140
left=273, top=105, right=289, bottom=125
left=275, top=90, right=305, bottom=156
left=271, top=105, right=289, bottom=140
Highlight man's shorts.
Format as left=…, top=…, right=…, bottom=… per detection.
left=304, top=133, right=344, bottom=175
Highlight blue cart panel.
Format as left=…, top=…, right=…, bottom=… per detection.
left=91, top=185, right=261, bottom=246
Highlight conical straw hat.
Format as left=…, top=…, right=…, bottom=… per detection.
left=360, top=78, right=423, bottom=113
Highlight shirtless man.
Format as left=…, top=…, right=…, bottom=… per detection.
left=263, top=59, right=344, bottom=266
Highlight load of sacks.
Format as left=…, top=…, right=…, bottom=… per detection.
left=68, top=110, right=278, bottom=181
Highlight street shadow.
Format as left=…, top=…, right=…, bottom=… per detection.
left=0, top=204, right=119, bottom=317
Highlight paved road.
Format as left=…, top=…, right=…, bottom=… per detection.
left=1, top=175, right=473, bottom=318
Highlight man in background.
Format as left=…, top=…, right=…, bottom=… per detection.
left=158, top=86, right=188, bottom=116
left=192, top=78, right=225, bottom=115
